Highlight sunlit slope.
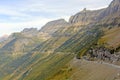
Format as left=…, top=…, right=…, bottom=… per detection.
left=49, top=58, right=119, bottom=80
left=31, top=25, right=83, bottom=53
left=98, top=27, right=120, bottom=49
left=2, top=52, right=74, bottom=80
left=56, top=25, right=103, bottom=58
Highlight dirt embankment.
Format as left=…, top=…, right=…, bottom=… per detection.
left=69, top=58, right=120, bottom=80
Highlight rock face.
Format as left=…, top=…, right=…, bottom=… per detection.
left=69, top=0, right=120, bottom=26
left=69, top=8, right=104, bottom=25
left=98, top=0, right=120, bottom=25
left=99, top=0, right=120, bottom=19
left=39, top=19, right=69, bottom=35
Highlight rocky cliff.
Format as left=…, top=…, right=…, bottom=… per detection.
left=98, top=0, right=120, bottom=25
left=69, top=8, right=104, bottom=25
left=99, top=0, right=120, bottom=19
left=69, top=0, right=120, bottom=26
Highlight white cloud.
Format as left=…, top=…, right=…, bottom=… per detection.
left=0, top=6, right=30, bottom=17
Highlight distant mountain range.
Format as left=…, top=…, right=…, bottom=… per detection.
left=0, top=34, right=8, bottom=42
left=0, top=0, right=120, bottom=80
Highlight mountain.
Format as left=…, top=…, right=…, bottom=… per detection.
left=0, top=0, right=120, bottom=80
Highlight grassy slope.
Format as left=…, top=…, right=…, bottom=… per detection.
left=0, top=25, right=80, bottom=80
left=0, top=52, right=73, bottom=80
left=98, top=27, right=120, bottom=49
left=2, top=25, right=102, bottom=80
left=56, top=25, right=103, bottom=58
left=1, top=25, right=117, bottom=80
left=36, top=25, right=82, bottom=53
left=49, top=58, right=120, bottom=80
left=23, top=53, right=74, bottom=80
left=46, top=26, right=120, bottom=80
left=1, top=51, right=47, bottom=80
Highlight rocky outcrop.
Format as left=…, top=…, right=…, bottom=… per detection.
left=39, top=19, right=69, bottom=35
left=87, top=47, right=120, bottom=63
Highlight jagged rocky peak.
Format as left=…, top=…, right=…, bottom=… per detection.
left=39, top=19, right=69, bottom=34
left=69, top=8, right=104, bottom=25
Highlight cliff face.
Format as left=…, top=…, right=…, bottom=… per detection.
left=69, top=8, right=104, bottom=25
left=99, top=0, right=120, bottom=18
left=98, top=0, right=120, bottom=25
left=69, top=0, right=120, bottom=26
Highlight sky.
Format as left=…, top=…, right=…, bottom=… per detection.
left=0, top=0, right=112, bottom=36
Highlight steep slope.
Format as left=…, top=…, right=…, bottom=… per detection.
left=34, top=24, right=84, bottom=53
left=55, top=24, right=103, bottom=58
left=98, top=27, right=120, bottom=49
